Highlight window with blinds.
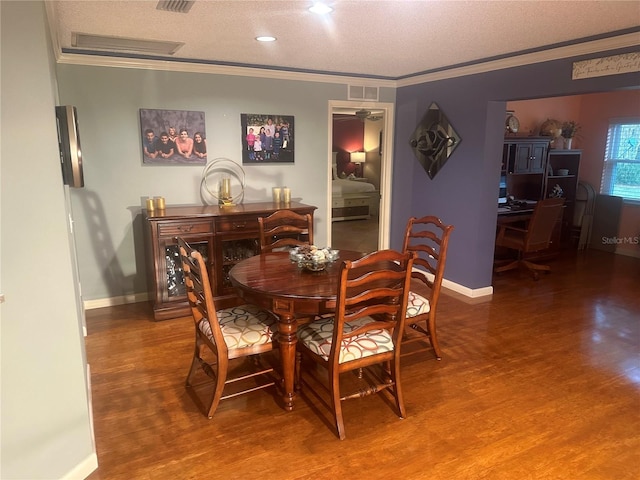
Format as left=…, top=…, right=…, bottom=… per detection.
left=600, top=119, right=640, bottom=203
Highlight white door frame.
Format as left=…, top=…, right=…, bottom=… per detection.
left=327, top=100, right=395, bottom=249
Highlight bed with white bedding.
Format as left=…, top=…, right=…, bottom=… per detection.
left=332, top=178, right=376, bottom=196
left=332, top=178, right=378, bottom=221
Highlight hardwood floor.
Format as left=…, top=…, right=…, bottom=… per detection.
left=331, top=216, right=379, bottom=252
left=85, top=250, right=639, bottom=480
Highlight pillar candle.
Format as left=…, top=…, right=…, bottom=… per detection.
left=145, top=198, right=155, bottom=212
left=221, top=177, right=231, bottom=198
left=282, top=187, right=291, bottom=204
left=272, top=187, right=282, bottom=203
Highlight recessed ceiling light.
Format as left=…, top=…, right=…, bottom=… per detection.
left=309, top=2, right=333, bottom=15
left=256, top=36, right=276, bottom=42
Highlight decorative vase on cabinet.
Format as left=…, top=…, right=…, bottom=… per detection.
left=563, top=137, right=573, bottom=149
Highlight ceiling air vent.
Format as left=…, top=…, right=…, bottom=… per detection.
left=156, top=0, right=195, bottom=13
left=72, top=33, right=184, bottom=55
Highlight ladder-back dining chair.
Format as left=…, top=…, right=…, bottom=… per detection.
left=178, top=237, right=278, bottom=418
left=296, top=249, right=416, bottom=440
left=402, top=215, right=454, bottom=360
left=258, top=209, right=314, bottom=252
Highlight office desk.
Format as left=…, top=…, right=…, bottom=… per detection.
left=229, top=250, right=364, bottom=411
left=497, top=206, right=534, bottom=225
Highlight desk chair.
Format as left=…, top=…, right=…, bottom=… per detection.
left=295, top=249, right=415, bottom=440
left=494, top=197, right=565, bottom=280
left=178, top=237, right=278, bottom=418
left=402, top=215, right=454, bottom=360
left=258, top=209, right=313, bottom=252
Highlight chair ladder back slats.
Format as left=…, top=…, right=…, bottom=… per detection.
left=344, top=268, right=407, bottom=288
left=334, top=250, right=414, bottom=342
left=408, top=241, right=441, bottom=256
left=414, top=256, right=438, bottom=276
left=408, top=230, right=442, bottom=246
left=177, top=236, right=276, bottom=419
left=258, top=210, right=313, bottom=253
left=296, top=249, right=415, bottom=439
left=264, top=224, right=306, bottom=236
left=179, top=240, right=227, bottom=353
left=401, top=215, right=454, bottom=360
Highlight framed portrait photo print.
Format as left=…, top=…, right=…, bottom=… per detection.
left=241, top=113, right=294, bottom=164
left=140, top=108, right=207, bottom=165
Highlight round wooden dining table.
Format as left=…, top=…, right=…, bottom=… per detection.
left=228, top=249, right=364, bottom=411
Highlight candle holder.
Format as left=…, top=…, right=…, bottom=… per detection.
left=220, top=177, right=234, bottom=206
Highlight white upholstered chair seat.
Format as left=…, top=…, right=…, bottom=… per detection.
left=297, top=316, right=394, bottom=363
left=199, top=304, right=277, bottom=349
left=406, top=291, right=431, bottom=318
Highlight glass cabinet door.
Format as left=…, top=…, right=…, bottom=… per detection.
left=160, top=238, right=210, bottom=302
left=219, top=237, right=260, bottom=293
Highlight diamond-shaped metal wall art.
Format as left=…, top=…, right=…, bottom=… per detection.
left=409, top=102, right=461, bottom=179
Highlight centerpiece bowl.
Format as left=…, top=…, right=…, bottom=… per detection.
left=290, top=246, right=339, bottom=272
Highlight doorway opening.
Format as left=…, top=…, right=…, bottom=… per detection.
left=327, top=100, right=394, bottom=252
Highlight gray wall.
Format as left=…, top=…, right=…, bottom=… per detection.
left=55, top=65, right=395, bottom=301
left=393, top=50, right=640, bottom=289
left=0, top=1, right=95, bottom=478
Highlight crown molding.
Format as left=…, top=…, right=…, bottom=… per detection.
left=45, top=1, right=62, bottom=61
left=54, top=52, right=398, bottom=88
left=51, top=21, right=638, bottom=89
left=396, top=32, right=640, bottom=87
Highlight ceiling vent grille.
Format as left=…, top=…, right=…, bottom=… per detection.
left=348, top=85, right=379, bottom=101
left=156, top=0, right=195, bottom=13
left=72, top=33, right=184, bottom=55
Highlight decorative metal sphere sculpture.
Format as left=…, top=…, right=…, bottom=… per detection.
left=200, top=158, right=246, bottom=206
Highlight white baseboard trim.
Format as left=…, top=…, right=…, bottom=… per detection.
left=85, top=247, right=639, bottom=311
left=443, top=278, right=494, bottom=298
left=85, top=277, right=492, bottom=310
left=61, top=452, right=98, bottom=480
left=84, top=292, right=149, bottom=310
left=412, top=267, right=493, bottom=298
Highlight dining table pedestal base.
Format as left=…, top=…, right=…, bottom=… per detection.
left=272, top=301, right=298, bottom=411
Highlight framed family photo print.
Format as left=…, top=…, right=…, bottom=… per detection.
left=241, top=113, right=294, bottom=164
left=140, top=108, right=207, bottom=165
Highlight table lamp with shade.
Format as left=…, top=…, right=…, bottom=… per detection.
left=350, top=151, right=366, bottom=177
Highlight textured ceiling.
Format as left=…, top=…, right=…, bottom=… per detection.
left=50, top=0, right=640, bottom=79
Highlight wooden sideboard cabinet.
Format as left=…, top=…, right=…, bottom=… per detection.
left=144, top=202, right=316, bottom=320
